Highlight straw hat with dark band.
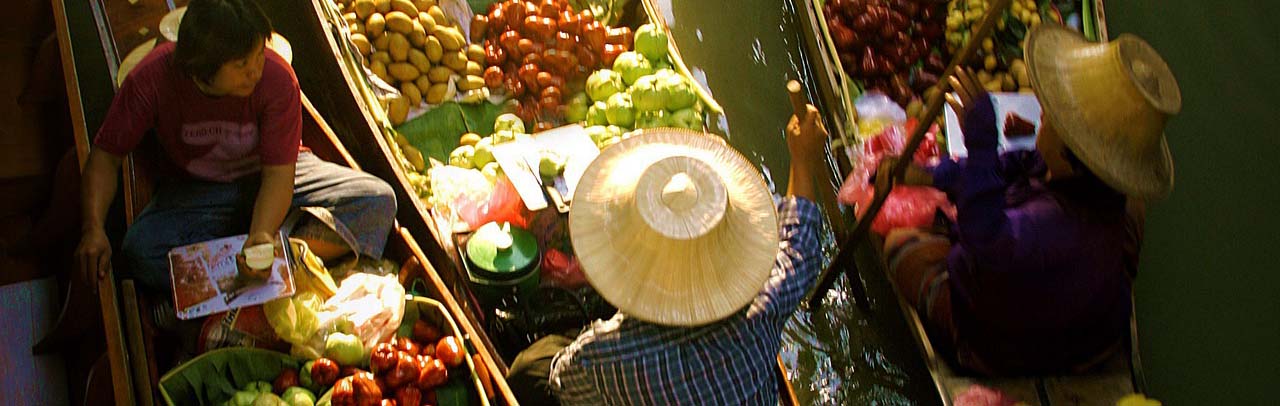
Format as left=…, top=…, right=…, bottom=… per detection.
left=570, top=129, right=779, bottom=326
left=1026, top=23, right=1182, bottom=200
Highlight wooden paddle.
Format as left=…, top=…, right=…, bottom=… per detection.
left=805, top=0, right=1014, bottom=309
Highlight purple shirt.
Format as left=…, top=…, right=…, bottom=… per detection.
left=930, top=146, right=1140, bottom=373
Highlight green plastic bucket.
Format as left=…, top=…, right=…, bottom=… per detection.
left=464, top=222, right=541, bottom=305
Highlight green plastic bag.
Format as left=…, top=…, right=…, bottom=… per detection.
left=159, top=348, right=300, bottom=406
left=263, top=292, right=325, bottom=358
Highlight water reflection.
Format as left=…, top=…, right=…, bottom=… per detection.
left=654, top=0, right=942, bottom=404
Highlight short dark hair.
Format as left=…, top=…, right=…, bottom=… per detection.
left=174, top=0, right=272, bottom=83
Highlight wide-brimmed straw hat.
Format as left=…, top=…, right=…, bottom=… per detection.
left=569, top=129, right=779, bottom=326
left=1026, top=23, right=1182, bottom=200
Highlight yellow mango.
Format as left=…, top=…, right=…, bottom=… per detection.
left=466, top=44, right=484, bottom=62
left=391, top=0, right=418, bottom=16
left=402, top=82, right=422, bottom=106
left=408, top=49, right=431, bottom=73
left=427, top=6, right=448, bottom=26
left=424, top=36, right=443, bottom=62
left=409, top=20, right=427, bottom=47
left=388, top=94, right=409, bottom=125
left=388, top=32, right=409, bottom=61
left=384, top=11, right=414, bottom=34
left=388, top=63, right=420, bottom=82
left=366, top=13, right=385, bottom=38
left=427, top=66, right=454, bottom=83
left=417, top=12, right=436, bottom=32
left=442, top=49, right=467, bottom=71
left=351, top=33, right=372, bottom=56
left=425, top=83, right=452, bottom=104
left=353, top=0, right=375, bottom=19
left=457, top=75, right=485, bottom=91
left=465, top=61, right=483, bottom=77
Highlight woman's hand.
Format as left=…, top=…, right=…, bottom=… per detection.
left=245, top=231, right=276, bottom=248
left=786, top=104, right=829, bottom=161
left=76, top=227, right=112, bottom=291
left=944, top=67, right=984, bottom=130
left=786, top=104, right=830, bottom=201
left=945, top=67, right=998, bottom=152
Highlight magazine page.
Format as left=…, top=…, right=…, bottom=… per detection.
left=168, top=232, right=295, bottom=320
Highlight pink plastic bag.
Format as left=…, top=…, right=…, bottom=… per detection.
left=954, top=385, right=1020, bottom=406
left=456, top=176, right=531, bottom=229
left=838, top=119, right=955, bottom=235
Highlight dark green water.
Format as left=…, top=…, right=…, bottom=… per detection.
left=651, top=1, right=942, bottom=404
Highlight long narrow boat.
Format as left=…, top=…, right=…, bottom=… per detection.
left=51, top=1, right=517, bottom=404
left=278, top=0, right=802, bottom=403
left=796, top=0, right=1147, bottom=404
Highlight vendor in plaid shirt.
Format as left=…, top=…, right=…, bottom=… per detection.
left=506, top=104, right=832, bottom=405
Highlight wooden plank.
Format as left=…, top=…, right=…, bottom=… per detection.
left=121, top=281, right=156, bottom=406
left=1042, top=365, right=1134, bottom=406
left=52, top=0, right=92, bottom=169
left=777, top=356, right=801, bottom=406
left=96, top=269, right=135, bottom=406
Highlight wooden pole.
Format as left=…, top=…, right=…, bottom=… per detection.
left=806, top=0, right=1015, bottom=308
left=787, top=80, right=808, bottom=116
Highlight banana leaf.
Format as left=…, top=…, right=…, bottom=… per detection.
left=396, top=102, right=507, bottom=164
left=159, top=348, right=301, bottom=406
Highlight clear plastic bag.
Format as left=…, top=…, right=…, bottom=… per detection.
left=293, top=273, right=406, bottom=360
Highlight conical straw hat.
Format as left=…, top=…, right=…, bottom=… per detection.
left=569, top=129, right=779, bottom=326
left=1026, top=23, right=1182, bottom=200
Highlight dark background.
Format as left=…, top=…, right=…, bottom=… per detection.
left=1106, top=2, right=1280, bottom=404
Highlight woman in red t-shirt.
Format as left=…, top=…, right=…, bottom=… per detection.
left=76, top=0, right=396, bottom=294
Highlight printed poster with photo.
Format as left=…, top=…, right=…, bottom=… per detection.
left=168, top=232, right=295, bottom=320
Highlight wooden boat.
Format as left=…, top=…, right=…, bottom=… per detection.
left=796, top=0, right=1146, bottom=404
left=274, top=0, right=801, bottom=403
left=50, top=1, right=516, bottom=404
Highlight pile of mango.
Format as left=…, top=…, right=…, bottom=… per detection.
left=337, top=0, right=487, bottom=124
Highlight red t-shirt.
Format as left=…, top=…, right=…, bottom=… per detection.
left=95, top=42, right=302, bottom=182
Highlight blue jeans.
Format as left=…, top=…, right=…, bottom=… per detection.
left=120, top=152, right=396, bottom=293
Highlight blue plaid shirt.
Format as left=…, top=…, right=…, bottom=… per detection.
left=549, top=197, right=824, bottom=405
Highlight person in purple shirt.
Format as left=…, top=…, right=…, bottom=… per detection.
left=882, top=24, right=1182, bottom=375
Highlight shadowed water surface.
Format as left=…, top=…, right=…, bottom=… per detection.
left=650, top=0, right=944, bottom=404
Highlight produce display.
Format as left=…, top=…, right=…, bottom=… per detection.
left=473, top=0, right=634, bottom=130
left=162, top=292, right=483, bottom=406
left=943, top=0, right=1044, bottom=94
left=337, top=0, right=484, bottom=125
left=221, top=376, right=316, bottom=406
left=320, top=318, right=461, bottom=406
left=574, top=23, right=708, bottom=148
left=820, top=0, right=1088, bottom=116
left=823, top=0, right=948, bottom=107
left=440, top=113, right=537, bottom=192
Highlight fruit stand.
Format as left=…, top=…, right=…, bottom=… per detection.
left=52, top=0, right=518, bottom=404
left=296, top=0, right=736, bottom=364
